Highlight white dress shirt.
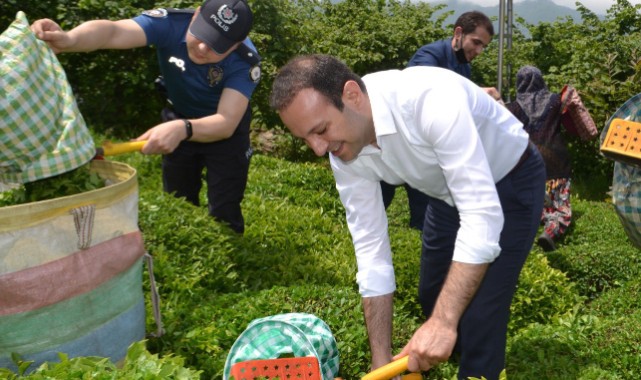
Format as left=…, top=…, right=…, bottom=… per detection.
left=330, top=66, right=529, bottom=297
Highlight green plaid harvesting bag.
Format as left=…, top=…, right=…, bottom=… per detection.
left=224, top=313, right=340, bottom=380
left=601, top=92, right=641, bottom=249
left=0, top=11, right=94, bottom=184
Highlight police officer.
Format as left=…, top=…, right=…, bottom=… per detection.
left=31, top=0, right=261, bottom=234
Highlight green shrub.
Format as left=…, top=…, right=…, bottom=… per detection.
left=588, top=275, right=641, bottom=318
left=545, top=199, right=641, bottom=299
left=4, top=146, right=641, bottom=379
left=509, top=252, right=585, bottom=334
left=0, top=163, right=104, bottom=206
left=147, top=285, right=372, bottom=379
left=583, top=278, right=641, bottom=377
left=585, top=311, right=641, bottom=379
left=506, top=310, right=598, bottom=379
left=5, top=0, right=638, bottom=176
left=0, top=341, right=201, bottom=379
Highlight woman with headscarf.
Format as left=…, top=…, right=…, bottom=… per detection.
left=507, top=65, right=572, bottom=252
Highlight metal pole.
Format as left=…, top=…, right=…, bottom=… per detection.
left=506, top=0, right=513, bottom=102
left=497, top=0, right=505, bottom=96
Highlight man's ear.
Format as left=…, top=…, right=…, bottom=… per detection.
left=343, top=80, right=362, bottom=104
left=453, top=26, right=463, bottom=39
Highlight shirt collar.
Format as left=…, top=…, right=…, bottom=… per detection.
left=359, top=72, right=402, bottom=157
left=359, top=144, right=381, bottom=156
left=363, top=72, right=398, bottom=138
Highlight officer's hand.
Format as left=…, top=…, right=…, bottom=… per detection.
left=136, top=120, right=185, bottom=155
left=30, top=19, right=71, bottom=53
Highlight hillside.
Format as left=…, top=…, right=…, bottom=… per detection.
left=427, top=0, right=590, bottom=29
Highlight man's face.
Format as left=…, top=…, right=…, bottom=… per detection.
left=455, top=25, right=492, bottom=62
left=278, top=85, right=375, bottom=162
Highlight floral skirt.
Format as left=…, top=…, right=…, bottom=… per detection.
left=541, top=177, right=572, bottom=240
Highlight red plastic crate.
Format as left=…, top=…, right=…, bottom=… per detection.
left=230, top=357, right=322, bottom=380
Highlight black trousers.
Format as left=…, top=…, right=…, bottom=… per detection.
left=161, top=108, right=252, bottom=234
left=419, top=143, right=546, bottom=380
left=380, top=181, right=430, bottom=230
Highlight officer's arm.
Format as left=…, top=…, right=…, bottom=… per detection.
left=136, top=88, right=249, bottom=154
left=190, top=88, right=250, bottom=142
left=33, top=19, right=146, bottom=53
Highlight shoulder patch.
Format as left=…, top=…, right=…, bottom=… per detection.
left=142, top=9, right=168, bottom=18
left=249, top=65, right=261, bottom=83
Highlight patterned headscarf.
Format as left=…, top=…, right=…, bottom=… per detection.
left=515, top=65, right=560, bottom=132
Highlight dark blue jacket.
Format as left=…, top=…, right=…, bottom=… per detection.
left=407, top=38, right=471, bottom=79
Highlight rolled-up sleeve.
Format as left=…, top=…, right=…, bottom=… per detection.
left=331, top=156, right=396, bottom=297
left=415, top=84, right=504, bottom=264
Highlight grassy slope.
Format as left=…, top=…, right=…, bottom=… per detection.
left=99, top=152, right=641, bottom=379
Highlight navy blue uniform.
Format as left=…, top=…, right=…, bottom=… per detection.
left=133, top=9, right=260, bottom=233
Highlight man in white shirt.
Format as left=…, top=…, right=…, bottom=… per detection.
left=269, top=54, right=545, bottom=380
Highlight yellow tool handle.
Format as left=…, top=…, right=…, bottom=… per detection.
left=361, top=356, right=409, bottom=380
left=101, top=141, right=147, bottom=156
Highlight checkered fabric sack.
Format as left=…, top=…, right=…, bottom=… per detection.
left=602, top=92, right=641, bottom=249
left=560, top=84, right=598, bottom=141
left=0, top=11, right=94, bottom=184
left=223, top=313, right=340, bottom=380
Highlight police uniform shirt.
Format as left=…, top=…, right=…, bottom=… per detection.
left=407, top=38, right=471, bottom=79
left=133, top=9, right=259, bottom=121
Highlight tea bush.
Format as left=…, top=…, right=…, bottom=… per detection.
left=507, top=311, right=599, bottom=379
left=0, top=341, right=201, bottom=379
left=508, top=252, right=585, bottom=334
left=0, top=163, right=104, bottom=206
left=2, top=151, right=641, bottom=379
left=545, top=199, right=641, bottom=299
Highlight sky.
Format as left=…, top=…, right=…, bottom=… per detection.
left=422, top=0, right=641, bottom=15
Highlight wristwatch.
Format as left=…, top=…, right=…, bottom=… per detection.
left=183, top=119, right=193, bottom=140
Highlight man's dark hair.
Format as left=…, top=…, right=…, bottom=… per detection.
left=269, top=54, right=367, bottom=112
left=455, top=11, right=494, bottom=36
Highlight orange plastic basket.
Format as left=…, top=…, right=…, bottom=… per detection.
left=229, top=356, right=422, bottom=380
left=230, top=357, right=322, bottom=380
left=601, top=118, right=641, bottom=165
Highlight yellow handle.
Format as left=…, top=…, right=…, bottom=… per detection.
left=101, top=141, right=146, bottom=156
left=361, top=357, right=409, bottom=380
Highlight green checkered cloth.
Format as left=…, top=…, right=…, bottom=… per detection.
left=603, top=93, right=641, bottom=249
left=0, top=11, right=94, bottom=184
left=224, top=313, right=340, bottom=380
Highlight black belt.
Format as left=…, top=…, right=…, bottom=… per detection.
left=162, top=106, right=187, bottom=122
left=509, top=141, right=534, bottom=175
